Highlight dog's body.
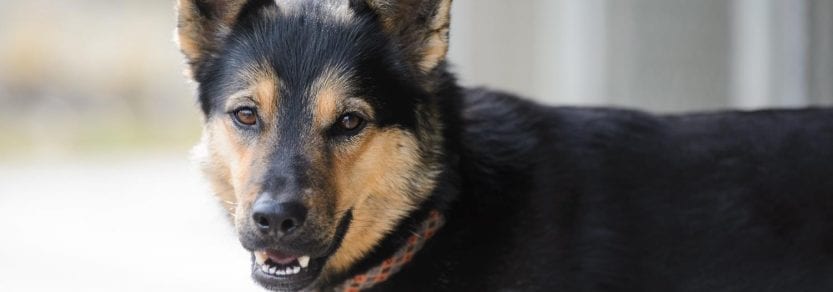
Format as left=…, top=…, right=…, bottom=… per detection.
left=366, top=87, right=833, bottom=291
left=176, top=0, right=833, bottom=291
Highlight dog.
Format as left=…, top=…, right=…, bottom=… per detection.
left=176, top=0, right=833, bottom=291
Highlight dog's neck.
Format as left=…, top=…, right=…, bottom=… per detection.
left=335, top=210, right=445, bottom=291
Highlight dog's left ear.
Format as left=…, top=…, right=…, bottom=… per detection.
left=353, top=0, right=453, bottom=74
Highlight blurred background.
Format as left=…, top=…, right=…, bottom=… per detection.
left=0, top=0, right=830, bottom=291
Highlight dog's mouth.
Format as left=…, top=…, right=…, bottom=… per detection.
left=248, top=209, right=353, bottom=291
left=254, top=250, right=314, bottom=276
left=251, top=249, right=326, bottom=290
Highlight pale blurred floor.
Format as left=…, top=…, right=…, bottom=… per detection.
left=0, top=154, right=262, bottom=291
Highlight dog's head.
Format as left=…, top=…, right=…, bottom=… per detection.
left=176, top=0, right=451, bottom=290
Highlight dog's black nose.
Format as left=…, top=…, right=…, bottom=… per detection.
left=252, top=196, right=307, bottom=236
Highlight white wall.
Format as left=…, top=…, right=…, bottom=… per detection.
left=447, top=0, right=833, bottom=112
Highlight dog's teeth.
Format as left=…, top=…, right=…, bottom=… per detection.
left=285, top=267, right=293, bottom=274
left=254, top=251, right=268, bottom=265
left=276, top=269, right=286, bottom=275
left=261, top=265, right=269, bottom=272
left=269, top=266, right=277, bottom=274
left=293, top=267, right=301, bottom=274
left=298, top=256, right=310, bottom=268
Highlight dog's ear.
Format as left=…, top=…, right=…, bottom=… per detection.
left=354, top=0, right=453, bottom=74
left=176, top=0, right=267, bottom=75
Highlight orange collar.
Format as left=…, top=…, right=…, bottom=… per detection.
left=338, top=210, right=445, bottom=291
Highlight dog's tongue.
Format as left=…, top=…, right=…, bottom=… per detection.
left=267, top=250, right=298, bottom=265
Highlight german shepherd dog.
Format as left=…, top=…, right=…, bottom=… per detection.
left=176, top=0, right=833, bottom=291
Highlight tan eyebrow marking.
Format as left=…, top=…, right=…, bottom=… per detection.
left=253, top=76, right=279, bottom=119
left=224, top=67, right=281, bottom=120
left=312, top=67, right=353, bottom=129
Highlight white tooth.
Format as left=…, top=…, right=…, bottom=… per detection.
left=285, top=267, right=294, bottom=274
left=276, top=269, right=286, bottom=275
left=261, top=265, right=269, bottom=272
left=293, top=267, right=301, bottom=274
left=269, top=266, right=277, bottom=274
left=298, top=256, right=310, bottom=268
left=254, top=251, right=268, bottom=265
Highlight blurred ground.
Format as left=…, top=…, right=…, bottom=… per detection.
left=0, top=152, right=262, bottom=291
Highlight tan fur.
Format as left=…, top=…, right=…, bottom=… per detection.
left=365, top=0, right=453, bottom=74
left=311, top=69, right=350, bottom=129
left=194, top=68, right=281, bottom=228
left=253, top=73, right=281, bottom=119
left=419, top=30, right=450, bottom=74
left=192, top=128, right=236, bottom=215
left=176, top=30, right=205, bottom=67
left=199, top=119, right=266, bottom=228
left=418, top=0, right=452, bottom=73
left=176, top=0, right=249, bottom=68
left=314, top=86, right=340, bottom=129
left=325, top=128, right=436, bottom=273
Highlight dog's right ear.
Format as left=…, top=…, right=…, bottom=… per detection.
left=176, top=0, right=264, bottom=76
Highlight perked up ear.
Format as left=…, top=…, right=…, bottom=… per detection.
left=358, top=0, right=453, bottom=74
left=175, top=0, right=254, bottom=76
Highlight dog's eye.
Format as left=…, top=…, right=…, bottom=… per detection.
left=233, top=108, right=258, bottom=126
left=335, top=113, right=366, bottom=133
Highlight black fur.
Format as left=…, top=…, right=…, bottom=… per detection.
left=188, top=1, right=833, bottom=291
left=366, top=86, right=833, bottom=291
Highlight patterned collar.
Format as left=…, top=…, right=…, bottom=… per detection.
left=338, top=210, right=445, bottom=291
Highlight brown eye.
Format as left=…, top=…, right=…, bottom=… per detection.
left=234, top=108, right=258, bottom=126
left=337, top=113, right=365, bottom=132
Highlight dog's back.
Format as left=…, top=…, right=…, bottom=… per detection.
left=374, top=88, right=833, bottom=291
